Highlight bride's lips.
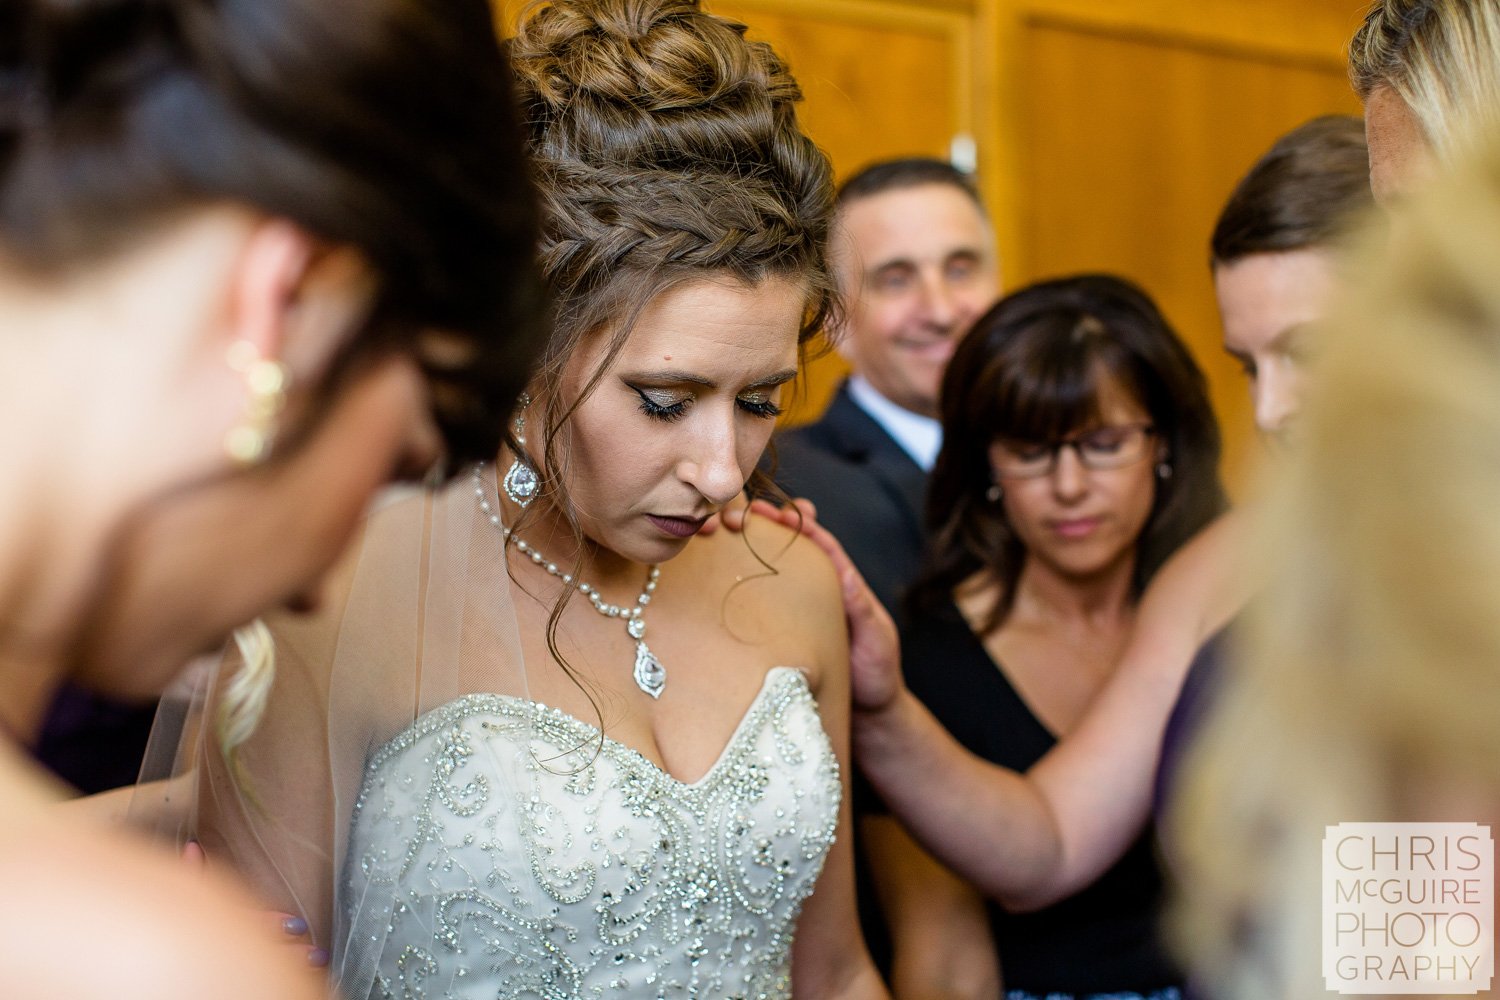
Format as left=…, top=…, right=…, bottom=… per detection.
left=647, top=513, right=709, bottom=538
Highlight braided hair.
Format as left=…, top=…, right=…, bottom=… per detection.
left=508, top=0, right=836, bottom=461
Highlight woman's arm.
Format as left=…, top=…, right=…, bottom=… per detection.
left=771, top=528, right=890, bottom=1000
left=861, top=512, right=1249, bottom=910
left=186, top=506, right=396, bottom=949
left=1016, top=511, right=1251, bottom=908
left=738, top=500, right=1248, bottom=910
left=864, top=814, right=1001, bottom=1000
left=55, top=782, right=142, bottom=825
left=192, top=618, right=341, bottom=944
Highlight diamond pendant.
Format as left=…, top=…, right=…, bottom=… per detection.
left=633, top=640, right=666, bottom=699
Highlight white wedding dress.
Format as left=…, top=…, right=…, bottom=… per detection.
left=343, top=666, right=842, bottom=1000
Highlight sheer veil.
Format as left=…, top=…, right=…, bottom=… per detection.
left=133, top=467, right=544, bottom=999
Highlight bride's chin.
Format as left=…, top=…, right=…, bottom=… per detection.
left=591, top=528, right=693, bottom=569
left=625, top=537, right=694, bottom=568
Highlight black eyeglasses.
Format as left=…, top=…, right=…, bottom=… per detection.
left=992, top=423, right=1156, bottom=479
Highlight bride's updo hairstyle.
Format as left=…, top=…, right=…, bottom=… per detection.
left=0, top=0, right=546, bottom=467
left=507, top=0, right=836, bottom=521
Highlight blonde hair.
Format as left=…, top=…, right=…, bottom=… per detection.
left=215, top=619, right=276, bottom=796
left=1350, top=0, right=1500, bottom=161
left=1171, top=142, right=1500, bottom=997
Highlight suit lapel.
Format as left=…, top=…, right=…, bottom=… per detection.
left=819, top=384, right=928, bottom=535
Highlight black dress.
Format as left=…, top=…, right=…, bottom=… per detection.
left=901, top=598, right=1183, bottom=997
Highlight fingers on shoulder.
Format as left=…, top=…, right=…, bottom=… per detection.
left=740, top=513, right=842, bottom=616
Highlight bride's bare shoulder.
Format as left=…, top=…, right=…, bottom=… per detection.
left=698, top=508, right=838, bottom=590
left=690, top=510, right=845, bottom=657
left=0, top=816, right=323, bottom=1000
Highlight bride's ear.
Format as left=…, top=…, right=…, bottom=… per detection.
left=225, top=218, right=377, bottom=385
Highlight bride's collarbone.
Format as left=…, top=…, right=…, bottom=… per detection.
left=517, top=563, right=813, bottom=783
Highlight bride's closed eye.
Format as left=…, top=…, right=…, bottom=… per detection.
left=634, top=386, right=692, bottom=422
left=631, top=386, right=784, bottom=422
left=735, top=391, right=782, bottom=420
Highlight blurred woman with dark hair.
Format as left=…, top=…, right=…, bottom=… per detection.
left=0, top=0, right=546, bottom=995
left=868, top=275, right=1223, bottom=1000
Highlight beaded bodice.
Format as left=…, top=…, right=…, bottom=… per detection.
left=344, top=667, right=842, bottom=999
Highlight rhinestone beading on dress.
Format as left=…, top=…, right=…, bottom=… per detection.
left=344, top=668, right=841, bottom=999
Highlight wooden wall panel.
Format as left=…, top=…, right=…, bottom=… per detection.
left=1010, top=0, right=1361, bottom=61
left=1016, top=20, right=1361, bottom=483
left=709, top=2, right=964, bottom=174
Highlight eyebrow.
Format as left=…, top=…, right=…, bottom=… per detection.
left=627, top=368, right=799, bottom=391
left=867, top=259, right=916, bottom=279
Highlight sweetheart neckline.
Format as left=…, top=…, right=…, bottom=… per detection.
left=530, top=665, right=809, bottom=789
left=371, top=666, right=814, bottom=791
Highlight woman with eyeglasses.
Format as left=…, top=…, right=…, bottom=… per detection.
left=866, top=274, right=1225, bottom=1000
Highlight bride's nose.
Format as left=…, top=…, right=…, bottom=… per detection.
left=677, top=416, right=746, bottom=507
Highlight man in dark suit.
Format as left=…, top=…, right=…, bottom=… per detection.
left=770, top=158, right=1001, bottom=982
left=773, top=158, right=1000, bottom=616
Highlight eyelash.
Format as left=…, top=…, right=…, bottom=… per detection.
left=633, top=390, right=783, bottom=422
left=739, top=396, right=783, bottom=419
left=637, top=393, right=690, bottom=422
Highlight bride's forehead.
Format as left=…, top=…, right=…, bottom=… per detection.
left=604, top=276, right=805, bottom=362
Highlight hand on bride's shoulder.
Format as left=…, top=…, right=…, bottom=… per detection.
left=0, top=816, right=326, bottom=1000
left=692, top=507, right=847, bottom=688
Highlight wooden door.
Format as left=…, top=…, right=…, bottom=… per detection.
left=1008, top=13, right=1362, bottom=483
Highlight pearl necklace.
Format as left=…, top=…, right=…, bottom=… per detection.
left=474, top=466, right=667, bottom=699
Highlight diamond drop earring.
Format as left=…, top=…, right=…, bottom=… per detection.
left=503, top=393, right=539, bottom=508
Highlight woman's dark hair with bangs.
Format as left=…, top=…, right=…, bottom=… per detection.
left=910, top=273, right=1226, bottom=630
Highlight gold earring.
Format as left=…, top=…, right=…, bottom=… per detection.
left=223, top=340, right=290, bottom=466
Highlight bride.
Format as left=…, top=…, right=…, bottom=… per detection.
left=174, top=2, right=887, bottom=998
